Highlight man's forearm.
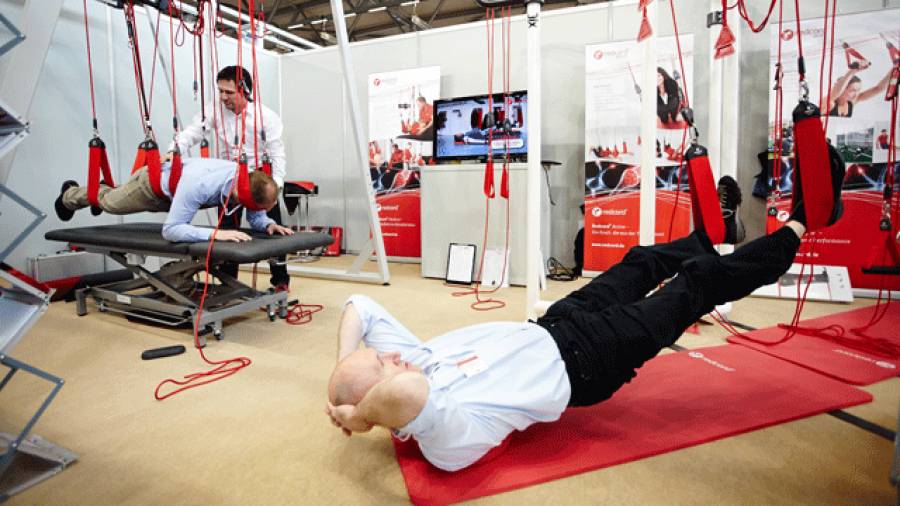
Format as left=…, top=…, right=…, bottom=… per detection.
left=337, top=303, right=364, bottom=361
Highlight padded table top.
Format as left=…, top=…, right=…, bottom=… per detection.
left=46, top=223, right=333, bottom=263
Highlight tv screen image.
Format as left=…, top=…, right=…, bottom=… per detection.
left=434, top=91, right=528, bottom=161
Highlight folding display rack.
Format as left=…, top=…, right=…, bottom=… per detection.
left=0, top=2, right=77, bottom=500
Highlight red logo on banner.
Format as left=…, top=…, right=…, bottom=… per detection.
left=780, top=29, right=794, bottom=41
left=374, top=78, right=381, bottom=86
left=593, top=50, right=604, bottom=60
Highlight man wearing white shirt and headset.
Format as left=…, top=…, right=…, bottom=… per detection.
left=172, top=65, right=292, bottom=292
left=325, top=155, right=847, bottom=471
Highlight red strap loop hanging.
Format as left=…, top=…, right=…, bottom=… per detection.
left=168, top=149, right=183, bottom=195
left=132, top=139, right=165, bottom=198
left=87, top=136, right=115, bottom=207
left=714, top=0, right=736, bottom=60
left=637, top=6, right=653, bottom=42
left=684, top=144, right=726, bottom=245
left=483, top=158, right=496, bottom=198
left=499, top=162, right=509, bottom=199
left=791, top=103, right=834, bottom=231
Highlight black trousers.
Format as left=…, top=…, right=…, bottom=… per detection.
left=218, top=201, right=291, bottom=288
left=537, top=227, right=800, bottom=407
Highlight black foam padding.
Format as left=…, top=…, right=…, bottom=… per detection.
left=46, top=223, right=192, bottom=255
left=46, top=223, right=333, bottom=263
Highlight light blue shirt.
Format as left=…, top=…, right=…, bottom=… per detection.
left=348, top=294, right=571, bottom=472
left=161, top=157, right=275, bottom=242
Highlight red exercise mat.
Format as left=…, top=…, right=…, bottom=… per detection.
left=728, top=305, right=900, bottom=385
left=393, top=345, right=871, bottom=505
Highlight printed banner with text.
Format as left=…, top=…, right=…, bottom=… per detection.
left=584, top=36, right=694, bottom=272
left=368, top=66, right=440, bottom=258
left=766, top=10, right=899, bottom=291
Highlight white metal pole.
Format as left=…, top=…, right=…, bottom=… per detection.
left=329, top=0, right=390, bottom=284
left=638, top=1, right=657, bottom=246
left=719, top=10, right=740, bottom=257
left=525, top=0, right=543, bottom=320
left=707, top=0, right=723, bottom=181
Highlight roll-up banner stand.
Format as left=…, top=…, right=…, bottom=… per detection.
left=368, top=66, right=441, bottom=260
left=584, top=36, right=694, bottom=273
left=766, top=10, right=900, bottom=293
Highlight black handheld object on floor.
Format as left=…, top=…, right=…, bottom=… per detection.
left=141, top=345, right=186, bottom=360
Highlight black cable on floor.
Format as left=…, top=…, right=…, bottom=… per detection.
left=828, top=410, right=896, bottom=442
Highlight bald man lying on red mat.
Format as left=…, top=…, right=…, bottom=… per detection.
left=326, top=151, right=845, bottom=471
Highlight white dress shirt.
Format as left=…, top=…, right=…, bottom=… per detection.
left=347, top=294, right=571, bottom=472
left=172, top=101, right=286, bottom=188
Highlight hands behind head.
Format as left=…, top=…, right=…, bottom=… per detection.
left=326, top=402, right=373, bottom=437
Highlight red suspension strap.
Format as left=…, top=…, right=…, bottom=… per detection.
left=663, top=0, right=724, bottom=245
left=81, top=0, right=116, bottom=208
left=167, top=1, right=183, bottom=195
left=452, top=5, right=513, bottom=311
left=124, top=1, right=165, bottom=198
left=637, top=0, right=652, bottom=43
left=250, top=2, right=272, bottom=177
left=714, top=0, right=735, bottom=59
left=663, top=0, right=692, bottom=242
left=789, top=0, right=835, bottom=232
left=155, top=1, right=255, bottom=400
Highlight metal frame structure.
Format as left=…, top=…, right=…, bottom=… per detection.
left=65, top=242, right=290, bottom=347
left=0, top=5, right=77, bottom=497
left=0, top=356, right=73, bottom=502
left=0, top=12, right=25, bottom=59
left=266, top=0, right=392, bottom=285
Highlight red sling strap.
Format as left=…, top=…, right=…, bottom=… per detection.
left=684, top=143, right=726, bottom=245
left=499, top=160, right=509, bottom=199
left=791, top=102, right=834, bottom=231
left=131, top=139, right=165, bottom=198
left=483, top=158, right=496, bottom=198
left=236, top=155, right=266, bottom=211
left=87, top=136, right=116, bottom=207
left=259, top=153, right=273, bottom=176
left=168, top=148, right=183, bottom=196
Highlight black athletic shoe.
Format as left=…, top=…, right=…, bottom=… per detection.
left=789, top=143, right=846, bottom=228
left=718, top=175, right=745, bottom=244
left=54, top=180, right=78, bottom=222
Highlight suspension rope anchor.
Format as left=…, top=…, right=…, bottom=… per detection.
left=680, top=107, right=699, bottom=144
left=798, top=79, right=810, bottom=102
left=773, top=63, right=783, bottom=91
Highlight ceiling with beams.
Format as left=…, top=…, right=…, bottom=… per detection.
left=211, top=0, right=608, bottom=51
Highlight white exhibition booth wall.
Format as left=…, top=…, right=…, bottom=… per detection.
left=280, top=0, right=898, bottom=266
left=1, top=0, right=897, bottom=273
left=0, top=0, right=279, bottom=271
